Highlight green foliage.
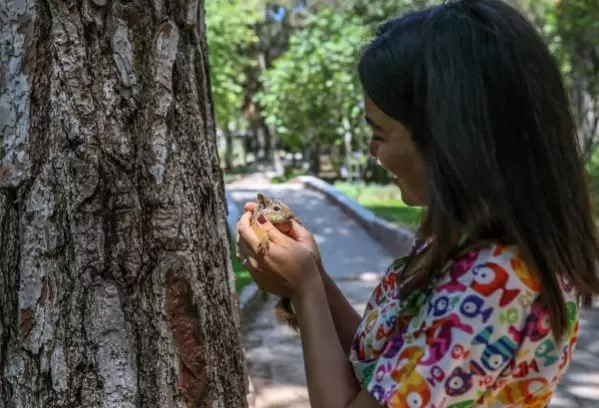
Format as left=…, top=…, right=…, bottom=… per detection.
left=226, top=233, right=254, bottom=292
left=255, top=6, right=370, bottom=152
left=542, top=1, right=597, bottom=77
left=333, top=0, right=432, bottom=26
left=585, top=149, right=599, bottom=220
left=334, top=181, right=422, bottom=228
left=547, top=1, right=599, bottom=155
left=206, top=0, right=598, bottom=175
left=205, top=0, right=260, bottom=128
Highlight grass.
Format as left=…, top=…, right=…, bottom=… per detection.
left=230, top=239, right=253, bottom=293
left=358, top=200, right=421, bottom=229
left=270, top=167, right=309, bottom=184
left=223, top=173, right=240, bottom=184
left=334, top=181, right=422, bottom=230
left=222, top=164, right=254, bottom=184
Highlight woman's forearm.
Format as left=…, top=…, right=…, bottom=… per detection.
left=292, top=274, right=361, bottom=408
left=319, top=262, right=362, bottom=354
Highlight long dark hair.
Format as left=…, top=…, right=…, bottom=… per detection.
left=358, top=0, right=599, bottom=340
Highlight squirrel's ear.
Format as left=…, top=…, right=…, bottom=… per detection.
left=257, top=193, right=269, bottom=206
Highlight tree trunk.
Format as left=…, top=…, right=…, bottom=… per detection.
left=310, top=143, right=321, bottom=175
left=258, top=116, right=272, bottom=163
left=0, top=1, right=248, bottom=407
left=223, top=126, right=234, bottom=171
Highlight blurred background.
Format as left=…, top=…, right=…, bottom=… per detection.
left=207, top=0, right=598, bottom=230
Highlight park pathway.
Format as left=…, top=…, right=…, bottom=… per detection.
left=226, top=181, right=599, bottom=408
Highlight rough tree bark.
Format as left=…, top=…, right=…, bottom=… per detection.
left=0, top=0, right=248, bottom=407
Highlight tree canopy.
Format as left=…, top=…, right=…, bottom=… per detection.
left=206, top=0, right=599, bottom=173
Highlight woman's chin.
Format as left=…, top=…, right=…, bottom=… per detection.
left=392, top=178, right=408, bottom=201
left=401, top=193, right=418, bottom=207
left=394, top=179, right=423, bottom=207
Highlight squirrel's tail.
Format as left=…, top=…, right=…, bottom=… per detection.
left=274, top=298, right=299, bottom=332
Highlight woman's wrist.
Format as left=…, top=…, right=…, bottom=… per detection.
left=291, top=267, right=325, bottom=307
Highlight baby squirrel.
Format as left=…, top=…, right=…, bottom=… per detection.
left=249, top=193, right=304, bottom=331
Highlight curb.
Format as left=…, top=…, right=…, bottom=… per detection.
left=292, top=175, right=415, bottom=257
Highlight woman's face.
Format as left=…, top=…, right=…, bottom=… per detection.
left=363, top=94, right=427, bottom=207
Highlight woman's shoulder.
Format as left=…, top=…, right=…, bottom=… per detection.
left=369, top=239, right=577, bottom=324
left=437, top=242, right=542, bottom=298
left=374, top=240, right=578, bottom=322
left=437, top=241, right=576, bottom=301
left=370, top=241, right=536, bottom=313
left=383, top=240, right=545, bottom=295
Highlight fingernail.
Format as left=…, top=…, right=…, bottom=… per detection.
left=258, top=215, right=267, bottom=224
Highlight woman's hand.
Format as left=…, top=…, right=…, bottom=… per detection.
left=236, top=207, right=321, bottom=300
left=242, top=201, right=323, bottom=267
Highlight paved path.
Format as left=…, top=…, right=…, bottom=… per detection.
left=227, top=183, right=599, bottom=408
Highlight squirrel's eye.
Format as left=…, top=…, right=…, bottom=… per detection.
left=273, top=206, right=280, bottom=211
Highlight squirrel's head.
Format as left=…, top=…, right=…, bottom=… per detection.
left=256, top=193, right=296, bottom=224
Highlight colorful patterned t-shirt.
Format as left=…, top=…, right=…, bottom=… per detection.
left=348, top=240, right=580, bottom=408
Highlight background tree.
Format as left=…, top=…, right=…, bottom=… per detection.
left=206, top=0, right=260, bottom=169
left=256, top=5, right=369, bottom=174
left=207, top=0, right=307, bottom=168
left=550, top=0, right=599, bottom=157
left=205, top=0, right=596, bottom=192
left=0, top=0, right=248, bottom=406
left=316, top=0, right=434, bottom=25
left=239, top=0, right=308, bottom=164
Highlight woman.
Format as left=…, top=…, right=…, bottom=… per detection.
left=236, top=0, right=599, bottom=406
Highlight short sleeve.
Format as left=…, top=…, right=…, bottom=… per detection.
left=352, top=244, right=544, bottom=407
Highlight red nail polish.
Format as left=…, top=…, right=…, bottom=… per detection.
left=258, top=215, right=267, bottom=224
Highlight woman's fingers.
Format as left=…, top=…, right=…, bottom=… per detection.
left=286, top=219, right=309, bottom=241
left=236, top=211, right=257, bottom=250
left=236, top=235, right=260, bottom=268
left=240, top=199, right=313, bottom=241
left=238, top=210, right=290, bottom=253
left=244, top=202, right=258, bottom=212
left=237, top=237, right=279, bottom=293
left=236, top=233, right=294, bottom=296
left=237, top=237, right=256, bottom=264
